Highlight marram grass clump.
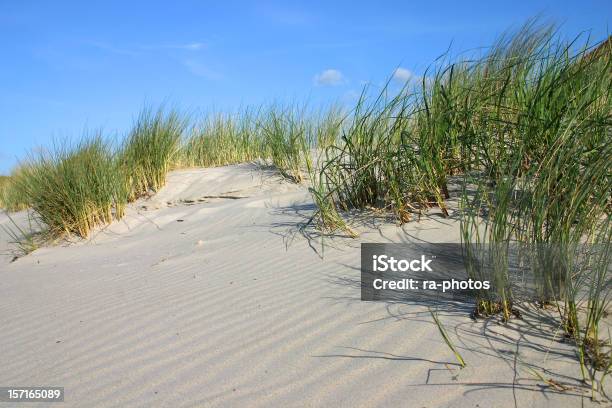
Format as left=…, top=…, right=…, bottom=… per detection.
left=12, top=136, right=127, bottom=238
left=0, top=176, right=10, bottom=209
left=0, top=170, right=30, bottom=212
left=304, top=20, right=611, bottom=394
left=259, top=105, right=310, bottom=183
left=120, top=107, right=187, bottom=200
left=0, top=104, right=317, bottom=238
left=180, top=110, right=265, bottom=168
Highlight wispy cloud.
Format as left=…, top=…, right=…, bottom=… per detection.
left=177, top=42, right=206, bottom=50
left=392, top=67, right=414, bottom=82
left=87, top=41, right=207, bottom=55
left=144, top=42, right=207, bottom=51
left=314, top=69, right=346, bottom=86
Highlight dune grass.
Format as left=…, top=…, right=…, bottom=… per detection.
left=0, top=107, right=189, bottom=238
left=430, top=308, right=467, bottom=368
left=0, top=176, right=10, bottom=209
left=303, top=20, right=611, bottom=390
left=441, top=23, right=611, bottom=390
left=0, top=170, right=30, bottom=212
left=179, top=104, right=343, bottom=184
left=0, top=105, right=319, bottom=237
left=453, top=23, right=611, bottom=378
left=179, top=109, right=265, bottom=168
left=258, top=105, right=311, bottom=183
left=10, top=136, right=126, bottom=238
left=7, top=107, right=190, bottom=238
left=120, top=107, right=188, bottom=201
left=1, top=211, right=43, bottom=259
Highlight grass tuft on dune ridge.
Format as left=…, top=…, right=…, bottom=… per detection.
left=120, top=107, right=188, bottom=201
left=304, top=19, right=611, bottom=390
left=180, top=109, right=264, bottom=168
left=12, top=136, right=125, bottom=238
left=0, top=171, right=30, bottom=212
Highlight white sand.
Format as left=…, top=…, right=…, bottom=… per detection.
left=0, top=163, right=606, bottom=407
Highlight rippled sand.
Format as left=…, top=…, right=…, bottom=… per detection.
left=0, top=164, right=603, bottom=407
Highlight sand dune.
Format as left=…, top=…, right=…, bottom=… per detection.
left=0, top=164, right=605, bottom=407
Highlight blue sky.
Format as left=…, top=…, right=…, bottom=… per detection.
left=0, top=1, right=610, bottom=174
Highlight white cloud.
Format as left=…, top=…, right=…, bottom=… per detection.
left=392, top=67, right=414, bottom=82
left=314, top=69, right=346, bottom=86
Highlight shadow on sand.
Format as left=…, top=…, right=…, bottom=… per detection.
left=263, top=198, right=603, bottom=406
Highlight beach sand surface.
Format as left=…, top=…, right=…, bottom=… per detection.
left=0, top=164, right=606, bottom=407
